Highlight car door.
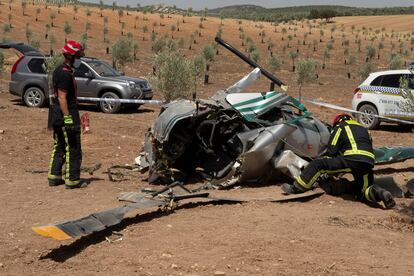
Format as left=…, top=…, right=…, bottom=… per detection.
left=405, top=73, right=414, bottom=120
left=377, top=74, right=406, bottom=119
left=73, top=63, right=98, bottom=98
left=0, top=42, right=43, bottom=56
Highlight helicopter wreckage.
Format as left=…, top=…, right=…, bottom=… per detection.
left=32, top=38, right=414, bottom=241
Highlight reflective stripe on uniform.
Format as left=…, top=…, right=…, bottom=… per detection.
left=343, top=125, right=375, bottom=160
left=331, top=128, right=342, bottom=146
left=362, top=174, right=369, bottom=194
left=344, top=149, right=375, bottom=159
left=345, top=120, right=363, bottom=126
left=364, top=186, right=375, bottom=202
left=48, top=133, right=61, bottom=180
left=296, top=168, right=352, bottom=189
left=63, top=129, right=71, bottom=181
left=65, top=179, right=80, bottom=186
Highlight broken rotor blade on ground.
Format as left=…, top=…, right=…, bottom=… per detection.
left=32, top=197, right=167, bottom=241
left=32, top=188, right=324, bottom=241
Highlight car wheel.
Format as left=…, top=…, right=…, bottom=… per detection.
left=357, top=104, right=380, bottom=129
left=23, top=87, right=45, bottom=108
left=99, top=92, right=121, bottom=114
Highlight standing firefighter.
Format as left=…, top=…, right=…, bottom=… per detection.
left=282, top=113, right=395, bottom=209
left=48, top=41, right=86, bottom=189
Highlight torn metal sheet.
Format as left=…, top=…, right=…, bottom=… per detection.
left=226, top=68, right=261, bottom=94
left=273, top=150, right=309, bottom=179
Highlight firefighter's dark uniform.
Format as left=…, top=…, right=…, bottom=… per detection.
left=295, top=119, right=378, bottom=202
left=47, top=63, right=82, bottom=187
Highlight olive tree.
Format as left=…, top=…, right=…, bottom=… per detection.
left=21, top=0, right=27, bottom=16
left=202, top=44, right=215, bottom=63
left=49, top=12, right=56, bottom=27
left=2, top=24, right=11, bottom=41
left=268, top=55, right=281, bottom=73
left=358, top=63, right=375, bottom=80
left=63, top=21, right=72, bottom=42
left=29, top=38, right=40, bottom=51
left=49, top=33, right=56, bottom=55
left=366, top=45, right=376, bottom=62
left=389, top=54, right=403, bottom=70
left=111, top=37, right=133, bottom=71
left=152, top=37, right=167, bottom=54
left=296, top=59, right=318, bottom=102
left=288, top=51, right=298, bottom=72
left=191, top=54, right=206, bottom=98
left=251, top=49, right=261, bottom=63
left=35, top=8, right=40, bottom=21
left=151, top=51, right=196, bottom=101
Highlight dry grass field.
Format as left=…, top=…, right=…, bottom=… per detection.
left=0, top=2, right=413, bottom=275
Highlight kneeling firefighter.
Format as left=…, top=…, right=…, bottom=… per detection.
left=282, top=113, right=395, bottom=209
left=47, top=41, right=86, bottom=189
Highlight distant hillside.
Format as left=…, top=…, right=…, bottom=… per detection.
left=207, top=5, right=414, bottom=22
left=208, top=5, right=267, bottom=14
left=79, top=2, right=414, bottom=23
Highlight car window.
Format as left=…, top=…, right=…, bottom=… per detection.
left=370, top=76, right=383, bottom=86
left=74, top=63, right=91, bottom=78
left=380, top=74, right=404, bottom=88
left=27, top=58, right=46, bottom=74
left=85, top=60, right=121, bottom=77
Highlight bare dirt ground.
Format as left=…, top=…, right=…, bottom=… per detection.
left=1, top=89, right=414, bottom=275
left=0, top=2, right=414, bottom=275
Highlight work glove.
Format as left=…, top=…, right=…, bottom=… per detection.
left=63, top=115, right=75, bottom=131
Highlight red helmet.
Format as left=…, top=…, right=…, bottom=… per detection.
left=61, top=40, right=84, bottom=57
left=332, top=113, right=352, bottom=126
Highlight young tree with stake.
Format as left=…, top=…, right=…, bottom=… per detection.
left=296, top=59, right=318, bottom=102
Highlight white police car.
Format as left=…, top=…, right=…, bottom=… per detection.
left=352, top=69, right=414, bottom=129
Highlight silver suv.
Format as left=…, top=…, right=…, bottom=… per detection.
left=1, top=42, right=153, bottom=113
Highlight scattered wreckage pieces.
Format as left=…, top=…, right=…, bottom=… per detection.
left=25, top=163, right=102, bottom=175
left=32, top=183, right=324, bottom=241
left=105, top=164, right=141, bottom=182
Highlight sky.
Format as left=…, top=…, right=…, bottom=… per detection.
left=89, top=0, right=414, bottom=10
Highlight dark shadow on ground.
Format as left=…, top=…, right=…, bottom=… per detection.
left=376, top=124, right=414, bottom=133
left=375, top=167, right=414, bottom=174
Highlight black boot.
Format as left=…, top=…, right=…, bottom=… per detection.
left=369, top=185, right=396, bottom=209
left=281, top=181, right=307, bottom=195
left=48, top=178, right=64, bottom=187
left=65, top=179, right=89, bottom=189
